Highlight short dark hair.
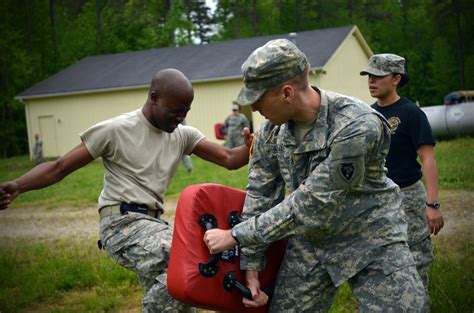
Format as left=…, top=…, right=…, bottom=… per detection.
left=267, top=65, right=309, bottom=96
left=397, top=73, right=410, bottom=88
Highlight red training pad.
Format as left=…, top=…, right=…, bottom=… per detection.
left=168, top=183, right=286, bottom=313
left=214, top=122, right=225, bottom=140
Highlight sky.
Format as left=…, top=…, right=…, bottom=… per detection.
left=205, top=0, right=217, bottom=13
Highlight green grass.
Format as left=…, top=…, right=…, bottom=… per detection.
left=435, top=136, right=474, bottom=190
left=0, top=136, right=473, bottom=312
left=327, top=236, right=474, bottom=313
left=0, top=155, right=248, bottom=208
left=429, top=234, right=474, bottom=312
left=1, top=241, right=471, bottom=313
left=0, top=155, right=105, bottom=208
left=0, top=239, right=141, bottom=312
left=166, top=155, right=249, bottom=195
left=1, top=137, right=472, bottom=209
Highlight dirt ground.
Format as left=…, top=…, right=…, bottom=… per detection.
left=0, top=199, right=178, bottom=244
left=0, top=189, right=472, bottom=313
left=1, top=190, right=472, bottom=243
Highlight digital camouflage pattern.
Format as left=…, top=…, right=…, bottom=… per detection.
left=223, top=113, right=250, bottom=148
left=271, top=243, right=426, bottom=312
left=401, top=180, right=434, bottom=311
left=360, top=53, right=406, bottom=76
left=33, top=136, right=43, bottom=165
left=99, top=209, right=195, bottom=313
left=181, top=154, right=193, bottom=173
left=237, top=38, right=308, bottom=106
left=347, top=243, right=426, bottom=313
left=235, top=88, right=426, bottom=311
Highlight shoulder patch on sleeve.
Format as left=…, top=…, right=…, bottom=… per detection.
left=330, top=137, right=366, bottom=190
left=339, top=162, right=356, bottom=183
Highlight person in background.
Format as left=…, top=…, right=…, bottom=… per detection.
left=33, top=133, right=43, bottom=165
left=181, top=154, right=193, bottom=173
left=0, top=68, right=252, bottom=313
left=443, top=91, right=461, bottom=105
left=360, top=53, right=444, bottom=311
left=223, top=102, right=250, bottom=148
left=181, top=120, right=194, bottom=173
left=204, top=39, right=426, bottom=312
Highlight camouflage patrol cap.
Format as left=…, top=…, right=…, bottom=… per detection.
left=237, top=38, right=309, bottom=106
left=360, top=53, right=405, bottom=76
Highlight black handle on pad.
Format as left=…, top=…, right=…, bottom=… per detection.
left=223, top=271, right=253, bottom=300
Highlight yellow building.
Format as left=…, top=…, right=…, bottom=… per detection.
left=16, top=25, right=373, bottom=158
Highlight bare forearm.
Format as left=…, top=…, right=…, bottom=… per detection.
left=422, top=158, right=439, bottom=202
left=193, top=139, right=250, bottom=170
left=15, top=160, right=70, bottom=193
left=422, top=155, right=444, bottom=234
left=1, top=143, right=93, bottom=210
left=226, top=145, right=250, bottom=169
left=15, top=143, right=93, bottom=194
left=418, top=145, right=439, bottom=202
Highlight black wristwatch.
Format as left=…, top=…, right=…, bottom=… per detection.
left=426, top=201, right=440, bottom=209
left=231, top=228, right=240, bottom=244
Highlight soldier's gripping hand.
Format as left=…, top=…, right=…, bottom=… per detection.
left=203, top=228, right=236, bottom=254
left=243, top=270, right=268, bottom=308
left=0, top=181, right=20, bottom=210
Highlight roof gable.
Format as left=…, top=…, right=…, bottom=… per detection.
left=17, top=25, right=356, bottom=99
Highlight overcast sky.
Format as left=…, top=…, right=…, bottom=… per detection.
left=205, top=0, right=217, bottom=13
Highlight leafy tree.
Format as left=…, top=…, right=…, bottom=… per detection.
left=185, top=0, right=213, bottom=44
left=2, top=0, right=474, bottom=157
left=165, top=0, right=194, bottom=46
left=0, top=0, right=36, bottom=157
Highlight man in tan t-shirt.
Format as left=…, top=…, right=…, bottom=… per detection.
left=0, top=68, right=252, bottom=312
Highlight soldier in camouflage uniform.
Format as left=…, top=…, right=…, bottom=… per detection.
left=223, top=103, right=251, bottom=148
left=0, top=69, right=252, bottom=313
left=204, top=39, right=426, bottom=312
left=361, top=54, right=445, bottom=312
left=181, top=120, right=194, bottom=173
left=33, top=133, right=43, bottom=165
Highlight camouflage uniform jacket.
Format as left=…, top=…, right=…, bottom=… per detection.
left=235, top=88, right=409, bottom=286
left=225, top=114, right=250, bottom=137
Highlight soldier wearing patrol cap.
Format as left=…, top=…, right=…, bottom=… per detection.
left=361, top=53, right=444, bottom=312
left=204, top=39, right=427, bottom=312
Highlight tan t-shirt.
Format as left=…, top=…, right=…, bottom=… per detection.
left=80, top=109, right=204, bottom=213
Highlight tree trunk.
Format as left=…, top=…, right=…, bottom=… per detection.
left=165, top=0, right=174, bottom=44
left=96, top=0, right=107, bottom=54
left=347, top=0, right=353, bottom=23
left=251, top=0, right=258, bottom=35
left=400, top=0, right=410, bottom=95
left=454, top=0, right=465, bottom=88
left=233, top=0, right=240, bottom=38
left=295, top=0, right=301, bottom=32
left=184, top=1, right=193, bottom=44
left=22, top=0, right=37, bottom=80
left=1, top=100, right=6, bottom=159
left=49, top=0, right=60, bottom=66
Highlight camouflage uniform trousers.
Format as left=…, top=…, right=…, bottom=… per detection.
left=269, top=242, right=426, bottom=312
left=401, top=180, right=434, bottom=312
left=99, top=209, right=196, bottom=313
left=181, top=155, right=193, bottom=173
left=224, top=133, right=244, bottom=148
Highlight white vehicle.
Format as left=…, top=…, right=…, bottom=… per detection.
left=421, top=91, right=474, bottom=138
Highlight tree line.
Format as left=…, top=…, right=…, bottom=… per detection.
left=1, top=0, right=473, bottom=157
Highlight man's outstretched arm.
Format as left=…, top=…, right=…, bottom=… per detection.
left=192, top=127, right=252, bottom=170
left=0, top=143, right=94, bottom=210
